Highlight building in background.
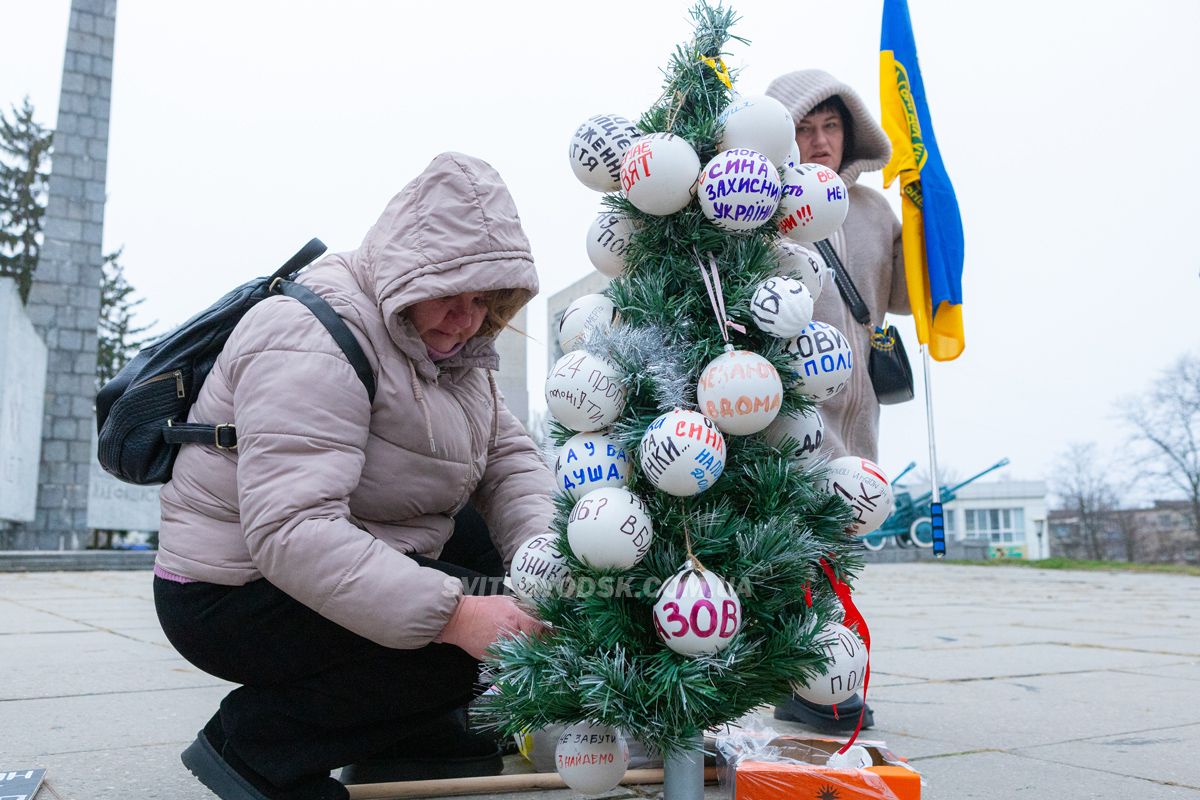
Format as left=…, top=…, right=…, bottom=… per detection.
left=1049, top=500, right=1196, bottom=564
left=494, top=308, right=529, bottom=428
left=546, top=273, right=610, bottom=373
left=1126, top=501, right=1196, bottom=563
left=944, top=480, right=1050, bottom=560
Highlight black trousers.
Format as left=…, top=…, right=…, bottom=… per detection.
left=155, top=505, right=505, bottom=787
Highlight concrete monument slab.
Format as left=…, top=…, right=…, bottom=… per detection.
left=87, top=431, right=161, bottom=531
left=21, top=0, right=118, bottom=549
left=0, top=278, right=48, bottom=523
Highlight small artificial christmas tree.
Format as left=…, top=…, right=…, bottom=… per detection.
left=483, top=2, right=874, bottom=789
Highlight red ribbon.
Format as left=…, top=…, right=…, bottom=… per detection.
left=819, top=557, right=871, bottom=754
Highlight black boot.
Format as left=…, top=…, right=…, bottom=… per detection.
left=773, top=693, right=875, bottom=734
left=338, top=708, right=503, bottom=785
left=182, top=712, right=349, bottom=800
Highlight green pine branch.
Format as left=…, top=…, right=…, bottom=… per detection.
left=0, top=97, right=52, bottom=303
left=97, top=247, right=155, bottom=388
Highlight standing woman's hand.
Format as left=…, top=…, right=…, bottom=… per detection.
left=436, top=594, right=548, bottom=660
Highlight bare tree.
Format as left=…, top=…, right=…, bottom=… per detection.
left=1052, top=442, right=1120, bottom=560
left=1113, top=508, right=1138, bottom=562
left=1126, top=353, right=1200, bottom=549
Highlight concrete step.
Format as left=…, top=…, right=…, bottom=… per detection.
left=862, top=538, right=989, bottom=563
left=0, top=550, right=156, bottom=572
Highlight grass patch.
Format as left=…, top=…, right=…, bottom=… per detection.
left=942, top=557, right=1200, bottom=576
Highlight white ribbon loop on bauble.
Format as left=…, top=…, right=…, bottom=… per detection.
left=694, top=250, right=746, bottom=343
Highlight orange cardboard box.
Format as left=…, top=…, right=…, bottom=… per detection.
left=734, top=737, right=920, bottom=800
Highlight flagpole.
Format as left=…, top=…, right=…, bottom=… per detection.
left=921, top=345, right=947, bottom=558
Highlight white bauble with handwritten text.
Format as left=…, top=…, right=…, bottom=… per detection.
left=696, top=349, right=783, bottom=435
left=568, top=114, right=641, bottom=192
left=697, top=148, right=782, bottom=231
left=791, top=623, right=868, bottom=705
left=620, top=133, right=700, bottom=216
left=750, top=276, right=814, bottom=338
left=783, top=140, right=802, bottom=170
left=764, top=409, right=825, bottom=467
left=546, top=352, right=626, bottom=432
left=567, top=487, right=654, bottom=570
left=778, top=163, right=850, bottom=243
left=555, top=723, right=629, bottom=794
left=638, top=408, right=726, bottom=496
left=653, top=562, right=742, bottom=656
left=783, top=321, right=854, bottom=401
left=586, top=212, right=636, bottom=278
left=820, top=456, right=895, bottom=535
left=557, top=294, right=616, bottom=353
left=510, top=535, right=571, bottom=604
left=773, top=239, right=826, bottom=302
left=554, top=431, right=630, bottom=501
left=717, top=94, right=796, bottom=166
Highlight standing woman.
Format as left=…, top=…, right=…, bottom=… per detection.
left=767, top=69, right=911, bottom=464
left=766, top=71, right=912, bottom=732
left=154, top=153, right=554, bottom=800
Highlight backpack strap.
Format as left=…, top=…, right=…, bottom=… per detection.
left=163, top=421, right=240, bottom=449
left=162, top=280, right=377, bottom=451
left=269, top=238, right=328, bottom=282
left=272, top=280, right=377, bottom=403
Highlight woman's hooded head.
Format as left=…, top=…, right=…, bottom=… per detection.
left=766, top=69, right=892, bottom=189
left=352, top=152, right=540, bottom=354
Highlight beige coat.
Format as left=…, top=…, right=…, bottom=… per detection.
left=767, top=70, right=911, bottom=461
left=156, top=153, right=555, bottom=649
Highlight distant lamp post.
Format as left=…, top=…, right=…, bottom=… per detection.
left=1035, top=519, right=1045, bottom=559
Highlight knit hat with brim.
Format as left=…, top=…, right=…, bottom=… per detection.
left=765, top=69, right=892, bottom=189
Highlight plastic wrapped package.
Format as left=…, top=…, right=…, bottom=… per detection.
left=715, top=719, right=923, bottom=800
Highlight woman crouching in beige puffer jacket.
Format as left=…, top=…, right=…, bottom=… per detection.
left=154, top=153, right=556, bottom=800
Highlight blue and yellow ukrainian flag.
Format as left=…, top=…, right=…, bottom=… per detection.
left=880, top=0, right=965, bottom=361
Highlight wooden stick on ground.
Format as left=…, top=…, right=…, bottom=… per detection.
left=345, top=766, right=720, bottom=799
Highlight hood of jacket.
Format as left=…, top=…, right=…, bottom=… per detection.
left=766, top=69, right=892, bottom=189
left=349, top=151, right=539, bottom=380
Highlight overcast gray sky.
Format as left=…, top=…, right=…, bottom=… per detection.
left=3, top=0, right=1198, bottom=496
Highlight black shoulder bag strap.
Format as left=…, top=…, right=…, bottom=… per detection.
left=273, top=280, right=377, bottom=404
left=814, top=239, right=916, bottom=409
left=163, top=245, right=377, bottom=451
left=813, top=238, right=871, bottom=326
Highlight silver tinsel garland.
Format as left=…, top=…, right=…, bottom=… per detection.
left=584, top=321, right=695, bottom=413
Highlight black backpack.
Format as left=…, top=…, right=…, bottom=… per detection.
left=96, top=239, right=377, bottom=485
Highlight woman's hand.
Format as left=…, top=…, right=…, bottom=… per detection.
left=436, top=594, right=548, bottom=660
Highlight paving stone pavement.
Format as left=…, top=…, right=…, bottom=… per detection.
left=1, top=564, right=1197, bottom=799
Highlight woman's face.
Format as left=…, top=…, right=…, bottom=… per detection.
left=408, top=292, right=489, bottom=353
left=795, top=109, right=845, bottom=172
